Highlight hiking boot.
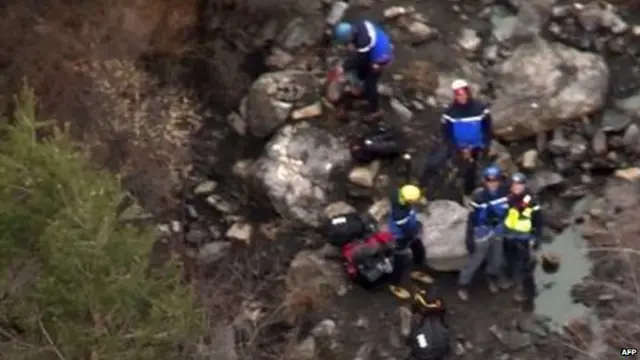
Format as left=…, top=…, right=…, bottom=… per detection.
left=389, top=285, right=412, bottom=300
left=410, top=271, right=434, bottom=285
left=488, top=280, right=499, bottom=293
left=457, top=288, right=469, bottom=301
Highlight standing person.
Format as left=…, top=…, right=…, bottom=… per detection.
left=387, top=184, right=431, bottom=299
left=439, top=79, right=493, bottom=202
left=457, top=166, right=510, bottom=301
left=502, top=172, right=543, bottom=303
left=333, top=19, right=394, bottom=120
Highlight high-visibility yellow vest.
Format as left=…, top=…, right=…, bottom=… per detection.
left=504, top=207, right=533, bottom=233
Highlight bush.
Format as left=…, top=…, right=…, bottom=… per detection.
left=0, top=86, right=203, bottom=360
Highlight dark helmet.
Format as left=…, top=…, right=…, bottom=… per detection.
left=511, top=172, right=527, bottom=184
left=482, top=165, right=501, bottom=180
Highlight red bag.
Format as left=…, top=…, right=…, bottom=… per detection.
left=342, top=231, right=395, bottom=281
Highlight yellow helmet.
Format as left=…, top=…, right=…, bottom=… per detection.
left=399, top=184, right=422, bottom=203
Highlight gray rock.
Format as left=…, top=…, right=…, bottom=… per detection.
left=567, top=134, right=588, bottom=161
left=255, top=122, right=350, bottom=226
left=404, top=21, right=437, bottom=44
left=547, top=128, right=571, bottom=155
left=458, top=28, right=482, bottom=51
left=528, top=170, right=565, bottom=193
left=517, top=316, right=549, bottom=338
left=600, top=108, right=632, bottom=132
left=354, top=343, right=374, bottom=360
left=591, top=129, right=608, bottom=155
left=390, top=98, right=413, bottom=121
left=286, top=249, right=349, bottom=296
left=490, top=8, right=518, bottom=43
left=521, top=149, right=538, bottom=169
left=225, top=222, right=253, bottom=243
left=290, top=336, right=316, bottom=360
left=623, top=124, right=640, bottom=154
left=194, top=180, right=217, bottom=195
left=265, top=47, right=295, bottom=70
left=277, top=16, right=324, bottom=50
left=186, top=228, right=208, bottom=245
left=324, top=201, right=356, bottom=219
left=615, top=91, right=640, bottom=118
left=398, top=306, right=413, bottom=337
left=348, top=160, right=381, bottom=188
left=420, top=200, right=468, bottom=271
left=491, top=38, right=609, bottom=141
left=198, top=242, right=231, bottom=264
left=245, top=71, right=314, bottom=138
left=206, top=194, right=237, bottom=213
left=311, top=319, right=337, bottom=338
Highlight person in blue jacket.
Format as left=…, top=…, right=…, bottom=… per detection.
left=457, top=166, right=509, bottom=301
left=441, top=79, right=493, bottom=199
left=334, top=20, right=394, bottom=120
left=387, top=185, right=431, bottom=300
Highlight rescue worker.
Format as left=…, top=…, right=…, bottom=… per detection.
left=457, top=166, right=509, bottom=301
left=334, top=20, right=394, bottom=120
left=387, top=184, right=431, bottom=299
left=440, top=79, right=493, bottom=200
left=407, top=290, right=451, bottom=360
left=502, top=172, right=543, bottom=303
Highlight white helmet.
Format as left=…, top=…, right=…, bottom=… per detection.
left=451, top=79, right=469, bottom=91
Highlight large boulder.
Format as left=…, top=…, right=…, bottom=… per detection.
left=491, top=38, right=609, bottom=141
left=255, top=122, right=350, bottom=226
left=245, top=71, right=315, bottom=138
left=418, top=200, right=469, bottom=271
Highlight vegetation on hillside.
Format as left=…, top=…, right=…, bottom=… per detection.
left=0, top=87, right=203, bottom=360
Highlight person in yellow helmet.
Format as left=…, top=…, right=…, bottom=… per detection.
left=386, top=184, right=432, bottom=299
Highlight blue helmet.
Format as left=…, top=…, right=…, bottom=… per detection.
left=334, top=22, right=353, bottom=43
left=482, top=165, right=501, bottom=180
left=511, top=172, right=527, bottom=184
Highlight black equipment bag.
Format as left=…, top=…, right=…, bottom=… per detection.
left=325, top=212, right=378, bottom=247
left=350, top=125, right=406, bottom=163
left=409, top=316, right=451, bottom=360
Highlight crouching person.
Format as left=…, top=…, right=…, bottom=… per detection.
left=457, top=166, right=509, bottom=301
left=407, top=290, right=451, bottom=360
left=387, top=185, right=432, bottom=299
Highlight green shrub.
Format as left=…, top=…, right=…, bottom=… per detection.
left=0, top=86, right=203, bottom=360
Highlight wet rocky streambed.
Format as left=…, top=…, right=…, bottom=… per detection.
left=121, top=0, right=640, bottom=359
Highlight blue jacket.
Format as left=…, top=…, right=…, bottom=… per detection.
left=387, top=189, right=420, bottom=248
left=441, top=98, right=492, bottom=149
left=351, top=20, right=393, bottom=65
left=468, top=185, right=509, bottom=229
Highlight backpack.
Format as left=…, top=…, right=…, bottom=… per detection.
left=325, top=212, right=378, bottom=247
left=342, top=231, right=395, bottom=285
left=409, top=316, right=451, bottom=360
left=350, top=126, right=406, bottom=163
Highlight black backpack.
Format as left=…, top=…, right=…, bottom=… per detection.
left=325, top=212, right=378, bottom=247
left=350, top=125, right=406, bottom=163
left=409, top=317, right=451, bottom=360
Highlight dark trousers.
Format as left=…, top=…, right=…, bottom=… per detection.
left=455, top=148, right=482, bottom=196
left=504, top=240, right=537, bottom=300
left=345, top=55, right=383, bottom=113
left=389, top=238, right=426, bottom=285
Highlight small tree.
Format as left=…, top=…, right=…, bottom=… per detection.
left=0, top=86, right=203, bottom=360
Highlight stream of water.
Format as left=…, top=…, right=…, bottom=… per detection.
left=534, top=196, right=594, bottom=329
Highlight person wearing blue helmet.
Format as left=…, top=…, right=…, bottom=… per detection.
left=456, top=165, right=509, bottom=301
left=334, top=19, right=394, bottom=120
left=440, top=79, right=493, bottom=198
left=502, top=172, right=543, bottom=304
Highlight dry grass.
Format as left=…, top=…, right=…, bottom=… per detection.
left=0, top=0, right=202, bottom=210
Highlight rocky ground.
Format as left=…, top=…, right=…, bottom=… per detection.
left=120, top=0, right=640, bottom=359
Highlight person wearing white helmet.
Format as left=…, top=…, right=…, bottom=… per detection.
left=437, top=79, right=493, bottom=200
left=333, top=19, right=394, bottom=120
